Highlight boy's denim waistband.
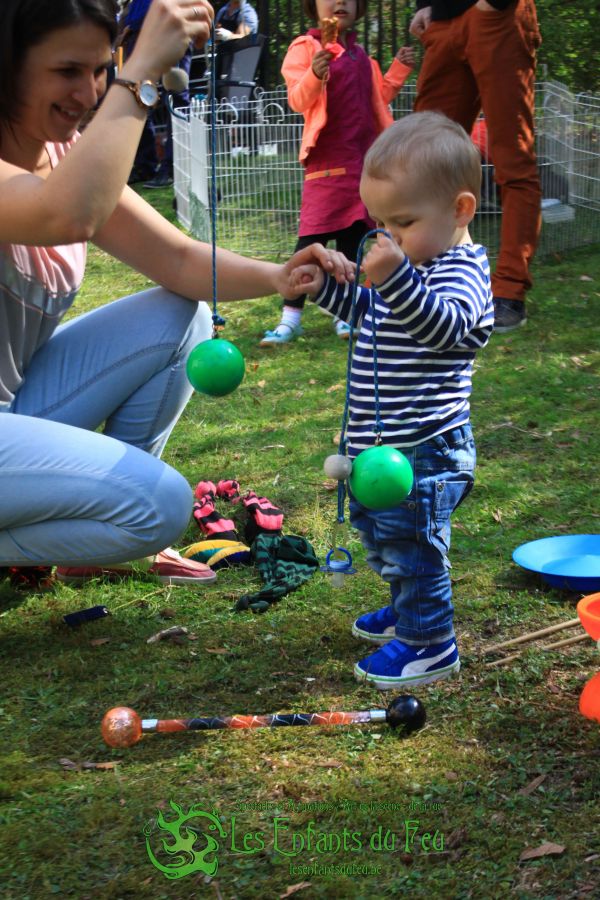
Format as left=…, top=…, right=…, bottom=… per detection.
left=429, top=423, right=473, bottom=449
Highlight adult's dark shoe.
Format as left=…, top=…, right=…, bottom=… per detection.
left=143, top=172, right=174, bottom=189
left=494, top=297, right=527, bottom=333
left=128, top=166, right=156, bottom=185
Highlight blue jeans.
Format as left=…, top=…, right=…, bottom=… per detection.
left=350, top=425, right=476, bottom=646
left=0, top=289, right=212, bottom=567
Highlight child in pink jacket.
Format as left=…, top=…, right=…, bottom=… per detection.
left=260, top=0, right=413, bottom=346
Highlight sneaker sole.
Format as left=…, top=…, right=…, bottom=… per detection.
left=353, top=659, right=460, bottom=689
left=154, top=573, right=217, bottom=585
left=493, top=318, right=527, bottom=334
left=258, top=338, right=299, bottom=347
left=351, top=623, right=396, bottom=644
left=56, top=571, right=217, bottom=586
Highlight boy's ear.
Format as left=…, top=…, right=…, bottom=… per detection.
left=454, top=191, right=477, bottom=226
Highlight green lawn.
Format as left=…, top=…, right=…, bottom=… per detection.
left=1, top=196, right=599, bottom=899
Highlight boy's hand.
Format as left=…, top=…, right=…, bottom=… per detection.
left=277, top=243, right=355, bottom=298
left=363, top=233, right=405, bottom=285
left=289, top=263, right=325, bottom=297
left=312, top=50, right=334, bottom=80
left=395, top=46, right=415, bottom=68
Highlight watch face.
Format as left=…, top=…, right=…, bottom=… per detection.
left=139, top=81, right=159, bottom=107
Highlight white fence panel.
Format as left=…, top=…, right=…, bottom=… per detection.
left=172, top=82, right=600, bottom=261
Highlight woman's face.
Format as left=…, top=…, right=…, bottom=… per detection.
left=17, top=21, right=113, bottom=144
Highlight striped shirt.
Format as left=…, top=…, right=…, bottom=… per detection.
left=314, top=243, right=494, bottom=456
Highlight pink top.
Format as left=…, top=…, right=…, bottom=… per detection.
left=281, top=30, right=412, bottom=237
left=299, top=30, right=376, bottom=235
left=0, top=138, right=87, bottom=407
left=282, top=32, right=412, bottom=163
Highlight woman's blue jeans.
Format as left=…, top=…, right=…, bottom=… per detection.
left=350, top=425, right=476, bottom=646
left=0, top=289, right=212, bottom=567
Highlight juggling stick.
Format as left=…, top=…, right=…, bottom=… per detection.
left=101, top=695, right=426, bottom=748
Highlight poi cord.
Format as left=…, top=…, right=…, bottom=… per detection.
left=335, top=228, right=391, bottom=532
left=209, top=27, right=225, bottom=335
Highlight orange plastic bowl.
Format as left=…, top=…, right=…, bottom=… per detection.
left=577, top=592, right=600, bottom=641
left=579, top=671, right=600, bottom=723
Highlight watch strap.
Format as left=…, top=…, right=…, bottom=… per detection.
left=113, top=77, right=158, bottom=111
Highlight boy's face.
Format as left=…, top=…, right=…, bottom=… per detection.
left=315, top=0, right=358, bottom=34
left=360, top=170, right=467, bottom=266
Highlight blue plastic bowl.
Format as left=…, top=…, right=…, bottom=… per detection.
left=513, top=534, right=600, bottom=592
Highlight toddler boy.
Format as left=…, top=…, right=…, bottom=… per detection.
left=297, top=111, right=494, bottom=688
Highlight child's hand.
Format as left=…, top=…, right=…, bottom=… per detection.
left=277, top=244, right=355, bottom=297
left=396, top=46, right=415, bottom=68
left=312, top=50, right=334, bottom=80
left=289, top=263, right=325, bottom=297
left=363, top=233, right=405, bottom=285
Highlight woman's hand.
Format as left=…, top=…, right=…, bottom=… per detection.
left=128, top=0, right=214, bottom=81
left=312, top=50, right=334, bottom=80
left=363, top=233, right=405, bottom=286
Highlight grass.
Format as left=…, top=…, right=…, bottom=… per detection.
left=1, top=189, right=600, bottom=899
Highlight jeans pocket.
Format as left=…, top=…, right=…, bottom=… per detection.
left=519, top=0, right=542, bottom=51
left=429, top=478, right=474, bottom=558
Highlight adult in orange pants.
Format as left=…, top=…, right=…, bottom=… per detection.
left=410, top=0, right=542, bottom=332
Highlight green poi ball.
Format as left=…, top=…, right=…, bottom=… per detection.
left=186, top=339, right=245, bottom=397
left=349, top=445, right=413, bottom=510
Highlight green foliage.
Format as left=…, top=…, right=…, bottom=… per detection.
left=535, top=0, right=600, bottom=92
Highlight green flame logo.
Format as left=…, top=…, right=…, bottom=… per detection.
left=144, top=802, right=226, bottom=880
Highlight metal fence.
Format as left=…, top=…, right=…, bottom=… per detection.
left=171, top=80, right=600, bottom=261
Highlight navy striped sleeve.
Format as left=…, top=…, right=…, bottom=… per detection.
left=310, top=244, right=494, bottom=452
left=377, top=248, right=494, bottom=350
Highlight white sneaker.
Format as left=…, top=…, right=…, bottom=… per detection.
left=259, top=323, right=304, bottom=346
left=334, top=320, right=352, bottom=340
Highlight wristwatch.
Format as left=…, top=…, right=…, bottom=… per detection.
left=113, top=78, right=160, bottom=111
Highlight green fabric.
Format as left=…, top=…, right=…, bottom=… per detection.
left=235, top=534, right=319, bottom=612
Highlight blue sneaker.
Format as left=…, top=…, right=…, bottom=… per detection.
left=352, top=605, right=397, bottom=644
left=259, top=323, right=304, bottom=347
left=354, top=638, right=460, bottom=689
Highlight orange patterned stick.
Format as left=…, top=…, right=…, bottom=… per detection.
left=101, top=697, right=426, bottom=748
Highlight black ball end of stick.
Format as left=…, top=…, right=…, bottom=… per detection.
left=386, top=695, right=426, bottom=734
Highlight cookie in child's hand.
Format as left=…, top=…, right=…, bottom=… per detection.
left=320, top=17, right=338, bottom=46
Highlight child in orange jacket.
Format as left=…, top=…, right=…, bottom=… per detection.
left=259, top=0, right=413, bottom=346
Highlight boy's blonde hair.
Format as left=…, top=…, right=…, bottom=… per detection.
left=363, top=111, right=482, bottom=205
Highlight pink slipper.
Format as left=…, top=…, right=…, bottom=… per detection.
left=56, top=548, right=217, bottom=586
